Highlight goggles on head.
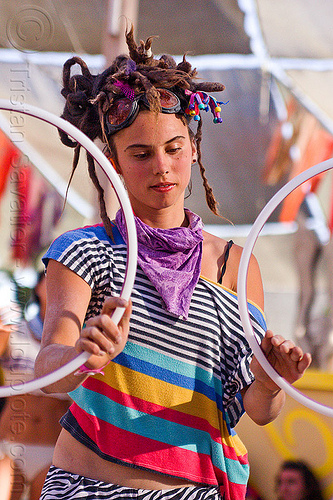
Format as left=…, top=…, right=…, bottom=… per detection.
left=105, top=88, right=183, bottom=136
left=104, top=81, right=227, bottom=137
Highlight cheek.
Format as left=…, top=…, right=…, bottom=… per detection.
left=182, top=154, right=193, bottom=180
left=121, top=166, right=145, bottom=189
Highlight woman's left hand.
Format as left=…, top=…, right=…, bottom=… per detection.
left=250, top=330, right=312, bottom=392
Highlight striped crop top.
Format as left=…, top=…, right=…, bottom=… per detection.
left=43, top=223, right=266, bottom=500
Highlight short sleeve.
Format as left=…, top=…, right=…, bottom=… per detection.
left=42, top=224, right=127, bottom=322
left=222, top=301, right=266, bottom=428
left=42, top=225, right=119, bottom=289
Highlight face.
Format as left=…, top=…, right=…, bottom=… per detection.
left=112, top=110, right=196, bottom=224
left=277, top=469, right=306, bottom=500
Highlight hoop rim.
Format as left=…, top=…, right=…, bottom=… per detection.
left=0, top=98, right=138, bottom=397
left=237, top=157, right=333, bottom=418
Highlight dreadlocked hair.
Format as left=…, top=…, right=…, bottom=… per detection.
left=195, top=120, right=219, bottom=216
left=59, top=25, right=225, bottom=235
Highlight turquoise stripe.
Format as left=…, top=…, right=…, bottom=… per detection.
left=122, top=341, right=223, bottom=399
left=71, top=386, right=249, bottom=484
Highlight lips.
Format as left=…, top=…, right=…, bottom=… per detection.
left=150, top=182, right=176, bottom=192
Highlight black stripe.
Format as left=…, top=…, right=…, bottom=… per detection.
left=51, top=232, right=265, bottom=431
left=40, top=466, right=222, bottom=499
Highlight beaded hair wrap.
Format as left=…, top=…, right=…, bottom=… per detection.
left=184, top=89, right=228, bottom=123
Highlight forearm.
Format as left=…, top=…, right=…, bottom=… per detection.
left=35, top=344, right=89, bottom=394
left=242, top=380, right=285, bottom=426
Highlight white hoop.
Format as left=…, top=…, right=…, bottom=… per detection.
left=238, top=158, right=333, bottom=417
left=0, top=99, right=138, bottom=397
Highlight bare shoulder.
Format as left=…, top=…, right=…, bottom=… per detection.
left=201, top=230, right=239, bottom=287
left=202, top=230, right=264, bottom=308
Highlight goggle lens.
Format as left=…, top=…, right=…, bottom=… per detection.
left=105, top=88, right=182, bottom=135
left=107, top=99, right=133, bottom=127
left=158, top=89, right=180, bottom=109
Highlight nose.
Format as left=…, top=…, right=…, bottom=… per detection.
left=152, top=151, right=169, bottom=175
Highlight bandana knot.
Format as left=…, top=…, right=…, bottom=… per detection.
left=115, top=209, right=203, bottom=319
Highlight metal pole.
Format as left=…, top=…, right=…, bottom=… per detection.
left=95, top=0, right=139, bottom=222
left=102, top=0, right=139, bottom=66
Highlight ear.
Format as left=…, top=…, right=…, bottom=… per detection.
left=191, top=139, right=197, bottom=164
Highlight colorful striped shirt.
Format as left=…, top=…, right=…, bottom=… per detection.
left=43, top=223, right=266, bottom=500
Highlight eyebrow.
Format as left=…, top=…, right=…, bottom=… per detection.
left=124, top=135, right=186, bottom=151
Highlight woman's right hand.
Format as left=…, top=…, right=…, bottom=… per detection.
left=74, top=296, right=132, bottom=370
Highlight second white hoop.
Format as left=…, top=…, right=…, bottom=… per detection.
left=237, top=157, right=333, bottom=418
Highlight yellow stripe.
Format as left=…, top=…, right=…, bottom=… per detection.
left=102, top=362, right=220, bottom=424
left=97, top=363, right=248, bottom=454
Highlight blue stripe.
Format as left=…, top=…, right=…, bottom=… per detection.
left=114, top=342, right=224, bottom=411
left=70, top=386, right=249, bottom=484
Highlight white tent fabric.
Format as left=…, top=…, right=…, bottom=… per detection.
left=1, top=0, right=332, bottom=223
left=0, top=0, right=332, bottom=321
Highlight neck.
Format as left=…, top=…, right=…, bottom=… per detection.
left=133, top=206, right=188, bottom=229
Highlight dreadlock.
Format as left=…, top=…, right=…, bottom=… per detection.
left=59, top=25, right=225, bottom=235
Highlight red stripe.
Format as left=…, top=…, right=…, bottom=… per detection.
left=83, top=378, right=243, bottom=450
left=220, top=477, right=247, bottom=500
left=83, top=378, right=248, bottom=463
left=70, top=404, right=217, bottom=485
left=70, top=404, right=249, bottom=499
left=222, top=442, right=248, bottom=464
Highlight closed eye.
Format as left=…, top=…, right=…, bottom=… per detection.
left=132, top=150, right=151, bottom=159
left=167, top=146, right=182, bottom=154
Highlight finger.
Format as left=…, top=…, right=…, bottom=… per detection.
left=86, top=314, right=120, bottom=342
left=270, top=334, right=289, bottom=347
left=259, top=330, right=274, bottom=352
left=118, top=299, right=132, bottom=330
left=297, top=352, right=312, bottom=373
left=288, top=345, right=304, bottom=361
left=261, top=331, right=287, bottom=355
left=81, top=325, right=116, bottom=355
left=76, top=337, right=106, bottom=356
left=102, top=296, right=128, bottom=316
left=277, top=339, right=298, bottom=355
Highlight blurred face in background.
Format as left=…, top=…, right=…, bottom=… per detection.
left=277, top=468, right=306, bottom=500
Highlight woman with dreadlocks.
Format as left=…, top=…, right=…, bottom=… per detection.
left=35, top=27, right=311, bottom=500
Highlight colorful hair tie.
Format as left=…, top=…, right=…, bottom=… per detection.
left=184, top=90, right=228, bottom=123
left=114, top=80, right=135, bottom=101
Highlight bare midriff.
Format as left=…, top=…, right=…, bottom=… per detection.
left=53, top=429, right=201, bottom=490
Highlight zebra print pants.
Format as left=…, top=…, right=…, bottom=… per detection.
left=39, top=466, right=223, bottom=500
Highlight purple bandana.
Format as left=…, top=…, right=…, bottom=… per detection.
left=115, top=209, right=203, bottom=319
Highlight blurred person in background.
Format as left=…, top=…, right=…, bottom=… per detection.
left=276, top=460, right=324, bottom=500
left=0, top=272, right=70, bottom=500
